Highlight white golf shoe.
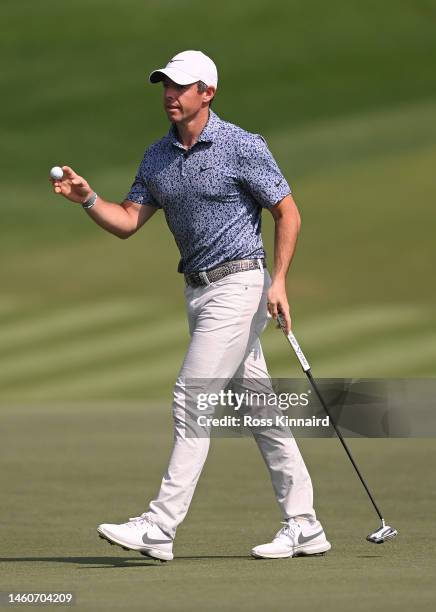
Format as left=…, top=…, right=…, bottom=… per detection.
left=97, top=514, right=174, bottom=561
left=252, top=518, right=331, bottom=559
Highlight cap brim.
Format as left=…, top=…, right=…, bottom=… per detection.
left=149, top=67, right=199, bottom=85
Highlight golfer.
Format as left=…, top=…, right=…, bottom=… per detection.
left=51, top=50, right=331, bottom=561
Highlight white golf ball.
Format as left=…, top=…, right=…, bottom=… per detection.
left=50, top=166, right=64, bottom=180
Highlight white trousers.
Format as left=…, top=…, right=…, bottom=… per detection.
left=146, top=267, right=316, bottom=538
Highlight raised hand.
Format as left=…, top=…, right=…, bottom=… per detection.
left=50, top=165, right=94, bottom=204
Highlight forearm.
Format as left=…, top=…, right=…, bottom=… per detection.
left=271, top=212, right=300, bottom=283
left=266, top=199, right=301, bottom=332
left=83, top=196, right=134, bottom=239
left=50, top=166, right=137, bottom=239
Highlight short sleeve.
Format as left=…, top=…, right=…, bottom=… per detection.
left=237, top=134, right=291, bottom=208
left=125, top=154, right=161, bottom=208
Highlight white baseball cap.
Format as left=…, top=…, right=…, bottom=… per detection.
left=149, top=50, right=218, bottom=88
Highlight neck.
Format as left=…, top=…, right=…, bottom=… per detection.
left=175, top=106, right=210, bottom=149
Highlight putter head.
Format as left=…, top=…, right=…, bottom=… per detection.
left=366, top=523, right=398, bottom=544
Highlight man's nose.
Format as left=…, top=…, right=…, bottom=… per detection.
left=164, top=86, right=177, bottom=100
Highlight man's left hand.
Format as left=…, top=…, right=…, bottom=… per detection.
left=267, top=281, right=291, bottom=334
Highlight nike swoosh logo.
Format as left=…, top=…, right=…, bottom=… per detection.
left=275, top=179, right=283, bottom=187
left=200, top=166, right=212, bottom=172
left=298, top=530, right=324, bottom=545
left=142, top=534, right=172, bottom=546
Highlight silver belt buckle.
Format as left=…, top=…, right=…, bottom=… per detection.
left=199, top=271, right=210, bottom=286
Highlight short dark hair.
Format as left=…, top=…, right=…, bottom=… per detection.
left=197, top=80, right=215, bottom=107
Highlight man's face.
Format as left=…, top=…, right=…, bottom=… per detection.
left=162, top=76, right=209, bottom=123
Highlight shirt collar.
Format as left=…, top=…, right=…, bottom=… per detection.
left=169, top=110, right=221, bottom=149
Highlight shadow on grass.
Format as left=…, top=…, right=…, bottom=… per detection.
left=0, top=556, right=158, bottom=568
left=0, top=554, right=254, bottom=569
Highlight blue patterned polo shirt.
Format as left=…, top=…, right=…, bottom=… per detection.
left=126, top=110, right=291, bottom=273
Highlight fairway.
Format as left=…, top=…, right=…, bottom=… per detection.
left=2, top=0, right=436, bottom=609
left=1, top=403, right=435, bottom=611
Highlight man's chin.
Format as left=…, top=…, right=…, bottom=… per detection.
left=165, top=109, right=182, bottom=122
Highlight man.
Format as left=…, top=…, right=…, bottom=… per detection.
left=51, top=50, right=331, bottom=562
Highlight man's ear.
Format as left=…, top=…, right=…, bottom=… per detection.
left=204, top=86, right=216, bottom=103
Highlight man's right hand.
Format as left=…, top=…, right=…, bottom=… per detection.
left=50, top=165, right=94, bottom=204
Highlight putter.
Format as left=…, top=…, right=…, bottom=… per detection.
left=276, top=313, right=398, bottom=544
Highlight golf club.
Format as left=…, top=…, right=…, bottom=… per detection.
left=276, top=313, right=398, bottom=544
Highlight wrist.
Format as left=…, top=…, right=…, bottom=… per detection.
left=82, top=192, right=98, bottom=209
left=271, top=275, right=286, bottom=286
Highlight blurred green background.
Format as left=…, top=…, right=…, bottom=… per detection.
left=1, top=0, right=436, bottom=402
left=1, top=1, right=436, bottom=610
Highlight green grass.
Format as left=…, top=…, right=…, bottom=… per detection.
left=1, top=0, right=435, bottom=609
left=1, top=403, right=435, bottom=611
left=1, top=97, right=436, bottom=400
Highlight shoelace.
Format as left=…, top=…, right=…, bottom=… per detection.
left=276, top=519, right=299, bottom=540
left=127, top=513, right=151, bottom=529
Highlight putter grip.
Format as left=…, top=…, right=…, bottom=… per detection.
left=277, top=313, right=311, bottom=372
